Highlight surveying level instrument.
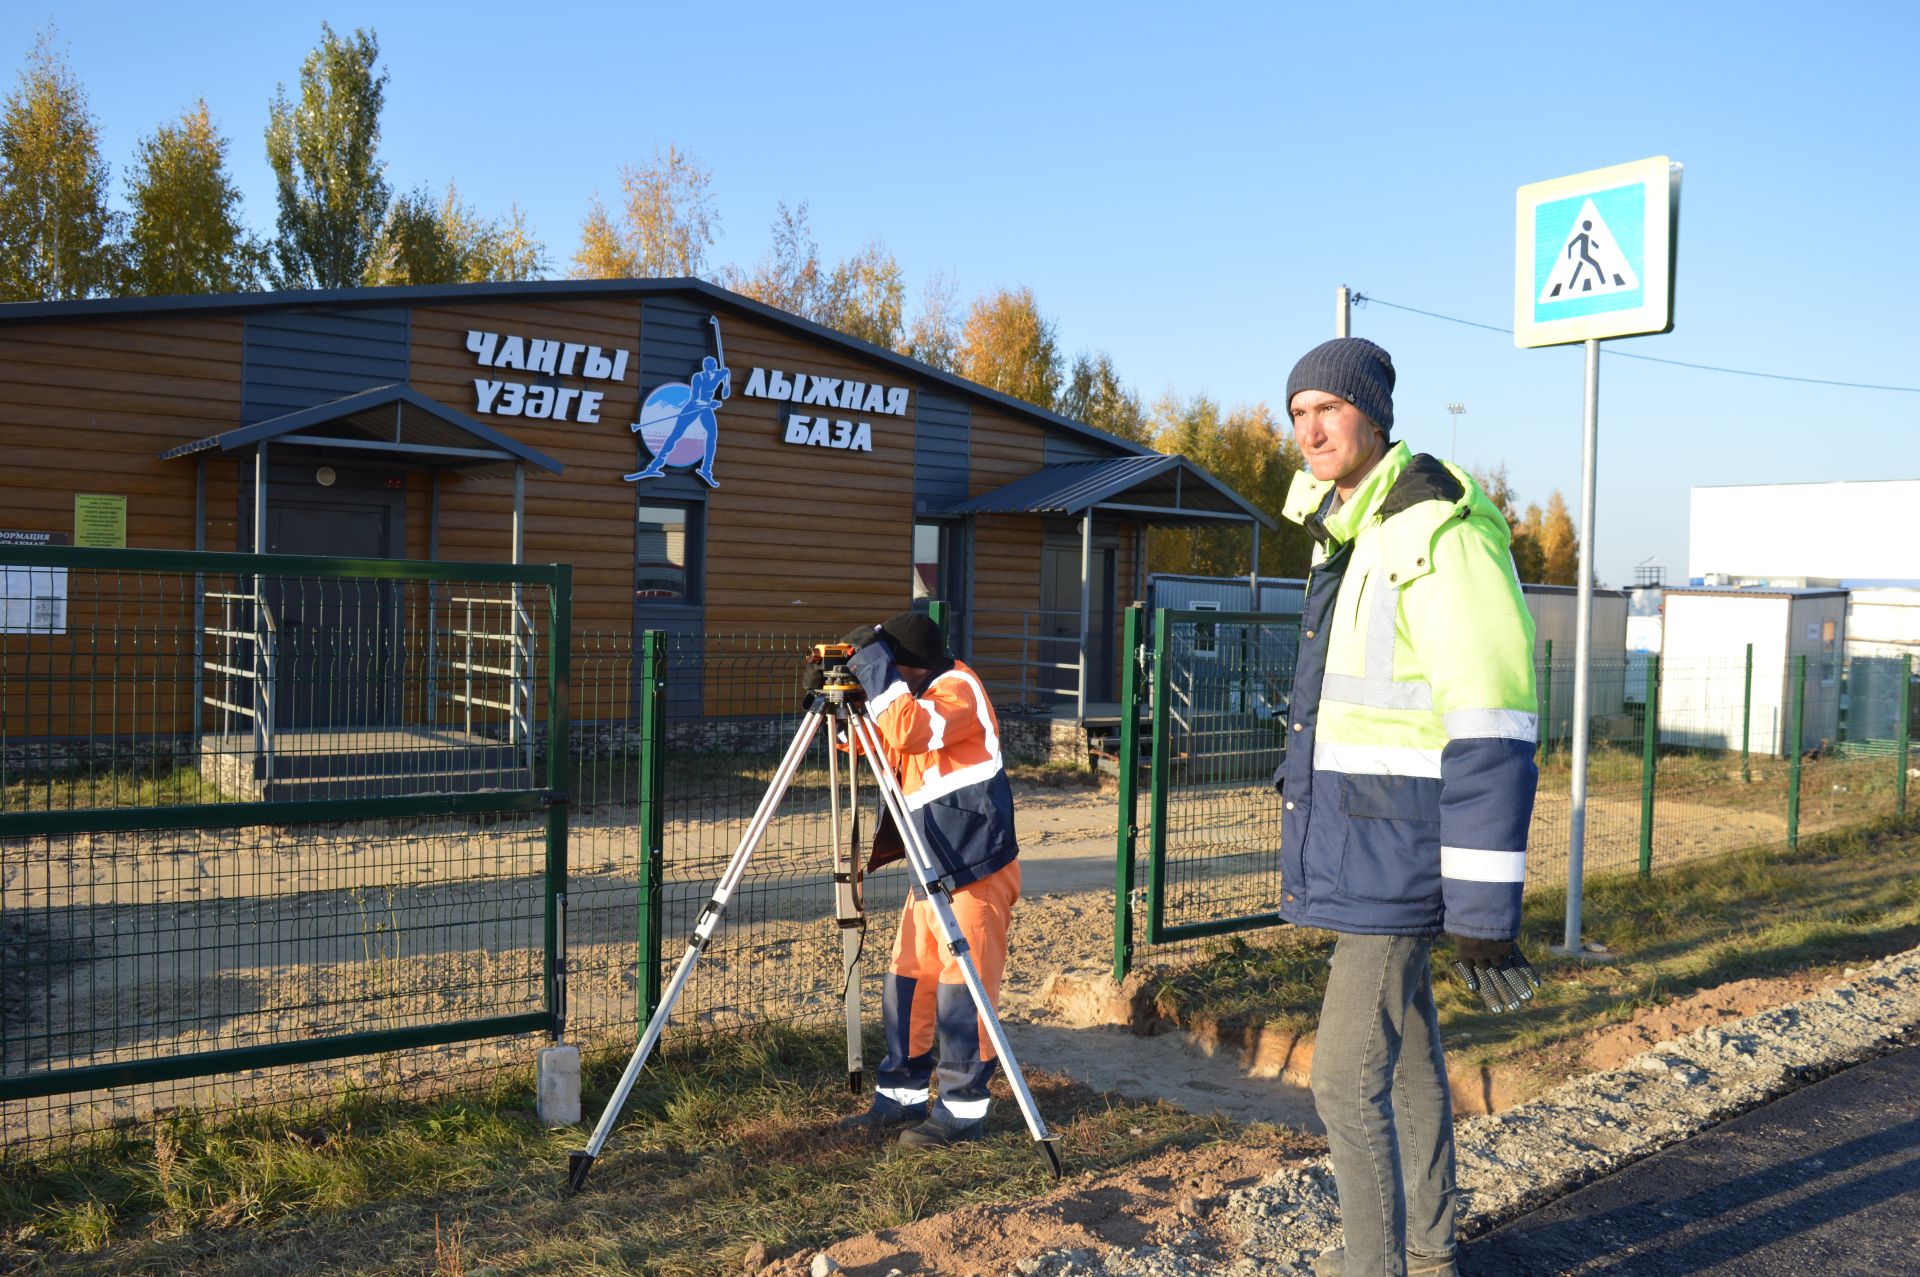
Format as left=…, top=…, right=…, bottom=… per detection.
left=567, top=642, right=1062, bottom=1191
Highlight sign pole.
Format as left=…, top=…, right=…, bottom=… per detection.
left=1515, top=155, right=1678, bottom=956
left=1564, top=338, right=1600, bottom=952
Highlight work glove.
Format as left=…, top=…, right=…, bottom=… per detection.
left=799, top=659, right=826, bottom=701
left=1448, top=936, right=1541, bottom=1013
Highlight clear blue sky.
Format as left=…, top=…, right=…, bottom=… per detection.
left=7, top=1, right=1915, bottom=586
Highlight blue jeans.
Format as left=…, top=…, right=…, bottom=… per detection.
left=1311, top=934, right=1458, bottom=1277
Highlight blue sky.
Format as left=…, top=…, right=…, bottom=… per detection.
left=6, top=1, right=1914, bottom=586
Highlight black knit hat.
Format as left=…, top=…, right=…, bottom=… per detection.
left=879, top=611, right=949, bottom=669
left=1285, top=337, right=1396, bottom=436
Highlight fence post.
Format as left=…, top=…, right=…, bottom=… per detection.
left=1899, top=653, right=1912, bottom=825
left=1741, top=643, right=1753, bottom=783
left=1788, top=654, right=1806, bottom=852
left=1114, top=603, right=1143, bottom=980
left=1639, top=653, right=1660, bottom=877
left=1540, top=638, right=1553, bottom=757
left=547, top=565, right=573, bottom=1041
left=636, top=629, right=667, bottom=1024
left=1146, top=605, right=1174, bottom=943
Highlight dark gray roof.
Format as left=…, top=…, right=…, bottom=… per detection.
left=945, top=454, right=1276, bottom=529
left=158, top=384, right=563, bottom=479
left=1663, top=586, right=1849, bottom=600
left=3, top=277, right=1153, bottom=462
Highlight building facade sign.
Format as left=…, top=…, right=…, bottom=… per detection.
left=465, top=329, right=632, bottom=423
left=627, top=316, right=730, bottom=489
left=740, top=365, right=906, bottom=456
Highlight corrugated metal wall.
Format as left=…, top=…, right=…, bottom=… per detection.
left=242, top=307, right=409, bottom=424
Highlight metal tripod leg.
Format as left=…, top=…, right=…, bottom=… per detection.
left=829, top=709, right=866, bottom=1092
left=844, top=711, right=1063, bottom=1178
left=568, top=709, right=826, bottom=1192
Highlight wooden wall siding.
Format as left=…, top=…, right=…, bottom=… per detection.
left=407, top=299, right=642, bottom=630
left=0, top=314, right=247, bottom=739
left=0, top=315, right=245, bottom=556
left=688, top=310, right=917, bottom=639
left=914, top=390, right=970, bottom=517
left=241, top=308, right=409, bottom=424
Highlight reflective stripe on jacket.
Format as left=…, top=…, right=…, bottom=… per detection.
left=848, top=648, right=1019, bottom=889
left=1277, top=442, right=1538, bottom=940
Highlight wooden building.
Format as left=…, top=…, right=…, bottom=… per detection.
left=0, top=280, right=1271, bottom=734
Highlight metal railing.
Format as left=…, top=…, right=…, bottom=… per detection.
left=441, top=593, right=536, bottom=772
left=967, top=605, right=1114, bottom=714
left=201, top=587, right=277, bottom=782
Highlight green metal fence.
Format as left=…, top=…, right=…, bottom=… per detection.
left=1113, top=604, right=1299, bottom=973
left=0, top=546, right=569, bottom=1150
left=9, top=547, right=1912, bottom=1152
left=1115, top=603, right=1919, bottom=977
left=562, top=629, right=916, bottom=1048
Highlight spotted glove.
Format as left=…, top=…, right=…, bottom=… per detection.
left=1448, top=936, right=1541, bottom=1013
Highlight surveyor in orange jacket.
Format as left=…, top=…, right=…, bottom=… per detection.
left=826, top=611, right=1021, bottom=1147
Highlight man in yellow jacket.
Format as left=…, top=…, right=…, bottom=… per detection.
left=1274, top=338, right=1542, bottom=1277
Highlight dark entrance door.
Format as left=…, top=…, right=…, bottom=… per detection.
left=1039, top=540, right=1116, bottom=704
left=262, top=488, right=400, bottom=730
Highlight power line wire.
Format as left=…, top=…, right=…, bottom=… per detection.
left=1351, top=293, right=1920, bottom=394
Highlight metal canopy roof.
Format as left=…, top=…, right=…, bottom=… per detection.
left=158, top=384, right=563, bottom=479
left=944, top=454, right=1276, bottom=529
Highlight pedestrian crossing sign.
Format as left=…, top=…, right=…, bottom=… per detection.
left=1514, top=156, right=1681, bottom=347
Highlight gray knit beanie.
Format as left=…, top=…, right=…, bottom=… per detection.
left=1285, top=338, right=1396, bottom=436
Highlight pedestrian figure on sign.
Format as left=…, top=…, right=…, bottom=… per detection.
left=1566, top=219, right=1607, bottom=293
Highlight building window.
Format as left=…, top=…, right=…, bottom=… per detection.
left=636, top=502, right=701, bottom=603
left=1191, top=600, right=1220, bottom=657
left=912, top=522, right=945, bottom=602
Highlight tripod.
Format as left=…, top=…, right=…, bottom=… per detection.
left=568, top=652, right=1062, bottom=1191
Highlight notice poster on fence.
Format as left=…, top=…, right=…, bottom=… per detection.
left=0, top=530, right=69, bottom=634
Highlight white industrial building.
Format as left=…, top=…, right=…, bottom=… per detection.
left=1689, top=480, right=1920, bottom=586
left=1657, top=587, right=1847, bottom=757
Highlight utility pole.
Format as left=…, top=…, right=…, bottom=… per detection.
left=1446, top=402, right=1466, bottom=458
left=1336, top=285, right=1350, bottom=338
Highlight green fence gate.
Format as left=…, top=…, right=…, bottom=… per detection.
left=0, top=546, right=570, bottom=1147
left=1114, top=602, right=1301, bottom=975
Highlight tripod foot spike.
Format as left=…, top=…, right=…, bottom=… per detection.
left=567, top=1149, right=595, bottom=1194
left=1039, top=1138, right=1064, bottom=1179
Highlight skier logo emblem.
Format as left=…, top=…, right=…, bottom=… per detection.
left=626, top=316, right=729, bottom=489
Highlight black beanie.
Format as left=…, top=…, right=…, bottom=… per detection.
left=1285, top=337, right=1396, bottom=436
left=879, top=611, right=949, bottom=669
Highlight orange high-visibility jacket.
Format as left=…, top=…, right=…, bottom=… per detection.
left=846, top=645, right=1019, bottom=889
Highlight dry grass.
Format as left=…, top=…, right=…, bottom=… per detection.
left=1146, top=819, right=1920, bottom=1092
left=0, top=1023, right=1238, bottom=1275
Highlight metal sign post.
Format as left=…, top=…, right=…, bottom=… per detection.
left=1514, top=157, right=1682, bottom=953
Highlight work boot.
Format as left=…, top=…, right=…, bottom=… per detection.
left=897, top=1113, right=986, bottom=1147
left=837, top=1095, right=928, bottom=1130
left=1313, top=1247, right=1459, bottom=1277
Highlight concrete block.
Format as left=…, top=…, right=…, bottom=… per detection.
left=537, top=1044, right=581, bottom=1127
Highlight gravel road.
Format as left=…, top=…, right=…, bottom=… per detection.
left=1011, top=942, right=1920, bottom=1276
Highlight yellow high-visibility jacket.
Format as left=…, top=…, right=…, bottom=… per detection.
left=1275, top=442, right=1538, bottom=940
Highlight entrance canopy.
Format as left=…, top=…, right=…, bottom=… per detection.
left=944, top=454, right=1274, bottom=529
left=946, top=454, right=1275, bottom=721
left=159, top=383, right=563, bottom=479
